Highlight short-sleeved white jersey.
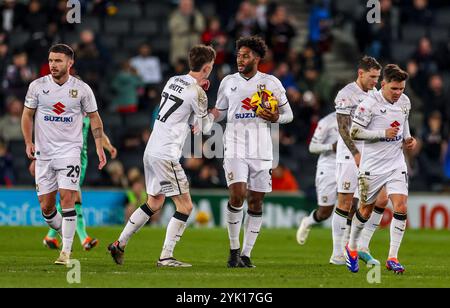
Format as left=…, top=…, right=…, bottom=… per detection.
left=24, top=75, right=98, bottom=160
left=335, top=82, right=375, bottom=163
left=353, top=90, right=411, bottom=175
left=215, top=71, right=289, bottom=160
left=145, top=74, right=208, bottom=160
left=311, top=112, right=338, bottom=170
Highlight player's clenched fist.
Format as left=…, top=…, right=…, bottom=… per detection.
left=404, top=137, right=417, bottom=150
left=385, top=127, right=400, bottom=138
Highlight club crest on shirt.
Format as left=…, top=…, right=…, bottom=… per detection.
left=400, top=105, right=408, bottom=115
left=227, top=172, right=234, bottom=181
left=343, top=182, right=351, bottom=190
left=257, top=84, right=266, bottom=91
left=69, top=89, right=78, bottom=98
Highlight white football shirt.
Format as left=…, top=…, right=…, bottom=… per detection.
left=215, top=71, right=289, bottom=160
left=353, top=90, right=411, bottom=175
left=335, top=82, right=375, bottom=163
left=24, top=75, right=98, bottom=160
left=311, top=112, right=338, bottom=170
left=145, top=74, right=208, bottom=160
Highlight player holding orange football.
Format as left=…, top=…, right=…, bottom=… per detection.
left=211, top=36, right=293, bottom=268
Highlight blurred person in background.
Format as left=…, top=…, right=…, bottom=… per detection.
left=227, top=1, right=262, bottom=40
left=0, top=95, right=23, bottom=142
left=110, top=60, right=144, bottom=114
left=272, top=164, right=299, bottom=192
left=0, top=138, right=14, bottom=186
left=419, top=111, right=448, bottom=191
left=2, top=49, right=35, bottom=100
left=0, top=0, right=26, bottom=33
left=130, top=43, right=162, bottom=88
left=169, top=0, right=205, bottom=66
left=266, top=4, right=296, bottom=62
left=103, top=159, right=128, bottom=188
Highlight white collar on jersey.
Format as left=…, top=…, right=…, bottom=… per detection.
left=49, top=74, right=72, bottom=87
left=377, top=89, right=396, bottom=105
left=239, top=71, right=260, bottom=81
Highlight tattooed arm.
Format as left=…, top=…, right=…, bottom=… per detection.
left=88, top=111, right=107, bottom=170
left=337, top=113, right=361, bottom=166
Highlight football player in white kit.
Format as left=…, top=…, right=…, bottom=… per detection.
left=345, top=64, right=417, bottom=274
left=108, top=45, right=217, bottom=267
left=331, top=56, right=389, bottom=266
left=296, top=112, right=338, bottom=245
left=21, top=44, right=107, bottom=265
left=211, top=36, right=293, bottom=267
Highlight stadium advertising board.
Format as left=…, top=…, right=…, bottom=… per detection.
left=1, top=189, right=449, bottom=229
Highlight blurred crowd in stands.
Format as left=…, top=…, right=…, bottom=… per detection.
left=0, top=0, right=449, bottom=208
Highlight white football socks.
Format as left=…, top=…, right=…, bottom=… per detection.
left=118, top=204, right=154, bottom=248
left=226, top=203, right=244, bottom=250
left=42, top=208, right=62, bottom=235
left=61, top=208, right=77, bottom=254
left=241, top=210, right=263, bottom=258
left=331, top=208, right=348, bottom=257
left=348, top=210, right=368, bottom=251
left=389, top=212, right=407, bottom=259
left=359, top=206, right=384, bottom=251
left=160, top=211, right=189, bottom=260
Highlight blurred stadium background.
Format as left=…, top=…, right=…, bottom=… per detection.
left=0, top=0, right=449, bottom=230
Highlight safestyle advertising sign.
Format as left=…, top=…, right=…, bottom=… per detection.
left=1, top=189, right=449, bottom=229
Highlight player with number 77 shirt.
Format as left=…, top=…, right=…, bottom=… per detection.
left=108, top=45, right=217, bottom=267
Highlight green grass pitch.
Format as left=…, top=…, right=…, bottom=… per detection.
left=0, top=226, right=449, bottom=288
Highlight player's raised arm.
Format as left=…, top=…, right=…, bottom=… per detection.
left=21, top=106, right=36, bottom=160
left=88, top=111, right=106, bottom=170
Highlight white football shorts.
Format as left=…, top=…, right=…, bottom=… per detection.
left=144, top=155, right=189, bottom=197
left=358, top=168, right=408, bottom=205
left=316, top=167, right=337, bottom=206
left=336, top=162, right=358, bottom=194
left=223, top=158, right=272, bottom=193
left=35, top=157, right=81, bottom=196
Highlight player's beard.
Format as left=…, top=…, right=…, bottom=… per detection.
left=52, top=67, right=68, bottom=80
left=239, top=61, right=255, bottom=75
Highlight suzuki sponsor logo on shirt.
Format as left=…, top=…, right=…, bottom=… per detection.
left=235, top=97, right=257, bottom=119
left=44, top=102, right=73, bottom=123
left=53, top=102, right=66, bottom=115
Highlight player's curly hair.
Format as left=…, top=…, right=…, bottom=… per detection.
left=236, top=36, right=268, bottom=59
left=383, top=64, right=409, bottom=82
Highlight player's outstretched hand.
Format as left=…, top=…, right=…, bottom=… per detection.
left=25, top=142, right=36, bottom=160
left=404, top=137, right=417, bottom=150
left=258, top=108, right=279, bottom=123
left=385, top=127, right=400, bottom=139
left=97, top=147, right=107, bottom=170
